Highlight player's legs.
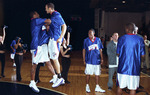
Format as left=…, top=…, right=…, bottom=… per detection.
left=117, top=87, right=123, bottom=95
left=35, top=63, right=41, bottom=83
left=95, top=75, right=99, bottom=84
left=94, top=65, right=105, bottom=93
left=10, top=54, right=16, bottom=67
left=86, top=75, right=90, bottom=84
left=130, top=90, right=136, bottom=95
left=45, top=61, right=55, bottom=75
left=31, top=64, right=37, bottom=80
left=48, top=39, right=65, bottom=87
left=52, top=59, right=61, bottom=76
left=86, top=75, right=91, bottom=93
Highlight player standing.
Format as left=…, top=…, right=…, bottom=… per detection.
left=45, top=3, right=67, bottom=87
left=83, top=29, right=105, bottom=93
left=116, top=23, right=145, bottom=95
left=10, top=39, right=16, bottom=67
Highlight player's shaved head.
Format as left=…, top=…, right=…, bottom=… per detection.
left=125, top=22, right=136, bottom=33
left=46, top=3, right=55, bottom=10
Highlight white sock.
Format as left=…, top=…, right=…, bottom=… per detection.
left=86, top=84, right=89, bottom=87
left=96, top=84, right=99, bottom=87
left=31, top=80, right=35, bottom=83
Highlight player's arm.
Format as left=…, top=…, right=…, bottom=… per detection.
left=10, top=46, right=15, bottom=53
left=99, top=49, right=103, bottom=64
left=82, top=49, right=86, bottom=65
left=57, top=24, right=67, bottom=43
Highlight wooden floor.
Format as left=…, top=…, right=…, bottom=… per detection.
left=0, top=51, right=150, bottom=95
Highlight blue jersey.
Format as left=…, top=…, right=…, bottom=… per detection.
left=38, top=25, right=50, bottom=46
left=117, top=34, right=145, bottom=76
left=30, top=18, right=46, bottom=50
left=48, top=11, right=65, bottom=41
left=83, top=37, right=103, bottom=65
left=10, top=40, right=16, bottom=54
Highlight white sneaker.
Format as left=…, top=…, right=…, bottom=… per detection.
left=86, top=84, right=91, bottom=93
left=29, top=80, right=40, bottom=93
left=49, top=75, right=57, bottom=84
left=52, top=78, right=64, bottom=88
left=13, top=63, right=16, bottom=67
left=95, top=85, right=105, bottom=93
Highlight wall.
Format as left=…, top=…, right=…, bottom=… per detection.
left=104, top=12, right=143, bottom=37
left=0, top=0, right=3, bottom=34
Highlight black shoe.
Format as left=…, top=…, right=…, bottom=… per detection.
left=35, top=80, right=41, bottom=83
left=1, top=75, right=5, bottom=78
left=108, top=87, right=112, bottom=90
left=139, top=85, right=144, bottom=89
left=17, top=78, right=22, bottom=82
left=65, top=80, right=70, bottom=84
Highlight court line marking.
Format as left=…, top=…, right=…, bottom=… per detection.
left=0, top=80, right=67, bottom=95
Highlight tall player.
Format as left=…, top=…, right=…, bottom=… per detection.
left=83, top=29, right=105, bottom=93
left=29, top=11, right=56, bottom=93
left=45, top=3, right=67, bottom=88
left=116, top=23, right=145, bottom=95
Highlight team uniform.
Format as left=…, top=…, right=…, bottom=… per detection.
left=48, top=11, right=65, bottom=60
left=116, top=33, right=145, bottom=90
left=83, top=37, right=103, bottom=75
left=10, top=40, right=16, bottom=59
left=30, top=18, right=49, bottom=64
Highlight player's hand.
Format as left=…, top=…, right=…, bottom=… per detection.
left=57, top=38, right=62, bottom=43
left=101, top=60, right=104, bottom=65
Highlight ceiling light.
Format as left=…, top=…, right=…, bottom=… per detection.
left=122, top=1, right=126, bottom=3
left=114, top=8, right=117, bottom=10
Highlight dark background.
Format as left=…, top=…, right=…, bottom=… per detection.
left=3, top=0, right=150, bottom=50
left=3, top=0, right=94, bottom=50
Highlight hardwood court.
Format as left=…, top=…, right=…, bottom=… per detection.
left=0, top=51, right=150, bottom=95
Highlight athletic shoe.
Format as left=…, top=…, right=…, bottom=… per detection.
left=49, top=75, right=57, bottom=84
left=13, top=63, right=16, bottom=67
left=86, top=84, right=91, bottom=93
left=29, top=81, right=40, bottom=93
left=52, top=78, right=65, bottom=88
left=95, top=85, right=105, bottom=93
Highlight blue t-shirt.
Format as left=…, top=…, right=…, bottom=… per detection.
left=48, top=11, right=65, bottom=41
left=38, top=25, right=50, bottom=46
left=10, top=40, right=16, bottom=54
left=83, top=37, right=103, bottom=65
left=30, top=18, right=46, bottom=50
left=117, top=34, right=145, bottom=76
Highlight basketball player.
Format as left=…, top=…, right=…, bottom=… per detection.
left=83, top=29, right=105, bottom=93
left=116, top=23, right=145, bottom=95
left=29, top=11, right=56, bottom=93
left=10, top=39, right=16, bottom=67
left=45, top=3, right=67, bottom=88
